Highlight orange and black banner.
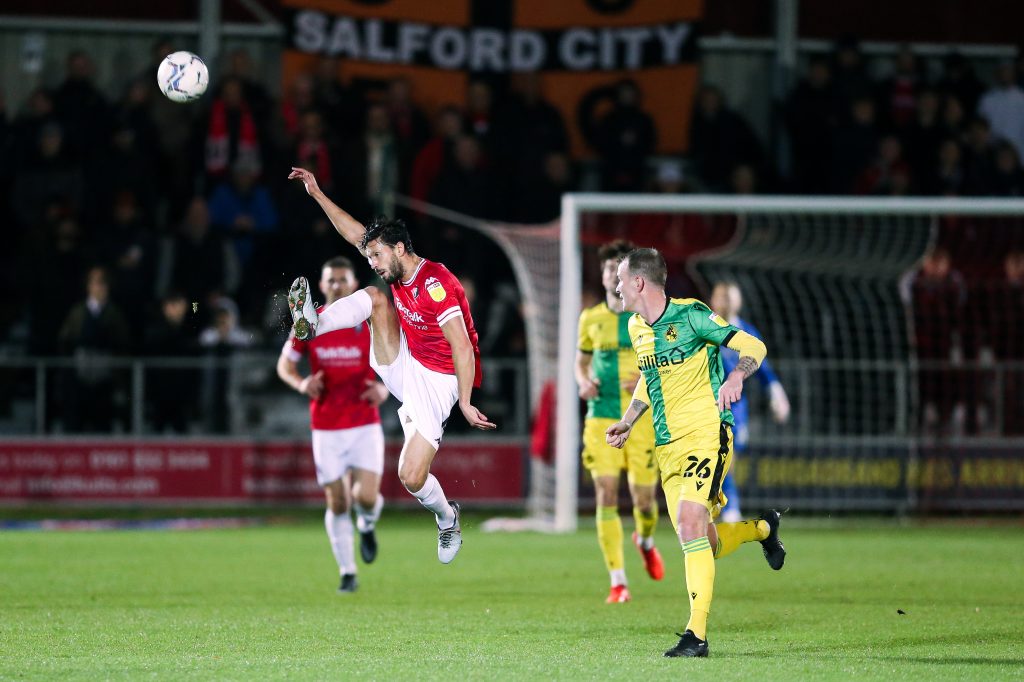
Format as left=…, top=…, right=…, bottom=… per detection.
left=282, top=0, right=703, bottom=155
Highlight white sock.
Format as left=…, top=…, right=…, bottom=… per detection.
left=409, top=474, right=455, bottom=527
left=355, top=495, right=384, bottom=533
left=325, top=509, right=356, bottom=575
left=640, top=535, right=655, bottom=551
left=610, top=569, right=627, bottom=587
left=317, top=289, right=372, bottom=335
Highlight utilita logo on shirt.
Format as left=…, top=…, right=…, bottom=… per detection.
left=314, top=346, right=362, bottom=361
left=637, top=347, right=687, bottom=374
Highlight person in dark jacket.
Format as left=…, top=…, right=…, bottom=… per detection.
left=580, top=80, right=656, bottom=192
left=690, top=84, right=764, bottom=192
left=144, top=291, right=199, bottom=433
left=58, top=266, right=132, bottom=432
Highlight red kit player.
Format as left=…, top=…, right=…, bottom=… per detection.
left=287, top=166, right=495, bottom=565
left=277, top=256, right=389, bottom=593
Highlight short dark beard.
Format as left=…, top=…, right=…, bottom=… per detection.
left=381, top=259, right=404, bottom=285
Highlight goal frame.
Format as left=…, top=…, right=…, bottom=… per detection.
left=555, top=194, right=1024, bottom=532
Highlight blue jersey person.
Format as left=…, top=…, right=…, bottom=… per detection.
left=710, top=282, right=790, bottom=522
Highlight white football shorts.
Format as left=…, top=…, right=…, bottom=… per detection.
left=369, top=328, right=459, bottom=450
left=311, top=423, right=385, bottom=486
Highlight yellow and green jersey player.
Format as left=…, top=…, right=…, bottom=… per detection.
left=575, top=240, right=664, bottom=604
left=606, top=247, right=787, bottom=658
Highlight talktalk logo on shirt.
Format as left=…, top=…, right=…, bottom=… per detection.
left=395, top=298, right=425, bottom=323
left=313, top=346, right=362, bottom=361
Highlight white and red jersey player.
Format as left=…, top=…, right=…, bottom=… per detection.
left=389, top=258, right=482, bottom=387
left=365, top=257, right=482, bottom=452
left=288, top=165, right=495, bottom=566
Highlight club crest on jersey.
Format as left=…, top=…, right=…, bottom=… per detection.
left=425, top=276, right=446, bottom=302
left=665, top=324, right=678, bottom=342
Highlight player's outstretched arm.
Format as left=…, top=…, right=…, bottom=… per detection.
left=441, top=315, right=496, bottom=431
left=287, top=167, right=366, bottom=249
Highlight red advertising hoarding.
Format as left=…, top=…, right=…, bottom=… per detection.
left=0, top=439, right=525, bottom=505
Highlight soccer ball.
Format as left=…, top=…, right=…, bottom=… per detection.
left=157, top=51, right=209, bottom=103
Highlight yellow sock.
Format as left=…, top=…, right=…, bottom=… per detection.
left=713, top=520, right=770, bottom=559
left=632, top=505, right=658, bottom=544
left=596, top=506, right=624, bottom=573
left=682, top=536, right=715, bottom=641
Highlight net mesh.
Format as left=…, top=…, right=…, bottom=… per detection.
left=570, top=203, right=1024, bottom=515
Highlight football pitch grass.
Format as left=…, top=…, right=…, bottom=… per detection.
left=2, top=515, right=1022, bottom=680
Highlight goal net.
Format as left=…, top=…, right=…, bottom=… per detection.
left=395, top=194, right=1024, bottom=532
left=551, top=195, right=1024, bottom=531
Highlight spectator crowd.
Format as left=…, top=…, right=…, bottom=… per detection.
left=0, top=36, right=1022, bottom=434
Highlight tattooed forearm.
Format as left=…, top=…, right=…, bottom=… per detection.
left=736, top=356, right=759, bottom=379
left=622, top=399, right=649, bottom=427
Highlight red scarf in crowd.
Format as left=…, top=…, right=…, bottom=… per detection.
left=205, top=98, right=259, bottom=175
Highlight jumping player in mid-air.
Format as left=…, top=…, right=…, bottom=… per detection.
left=286, top=166, right=495, bottom=565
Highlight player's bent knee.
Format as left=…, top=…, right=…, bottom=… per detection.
left=398, top=466, right=428, bottom=493
left=678, top=522, right=704, bottom=543
left=677, top=504, right=708, bottom=542
left=326, top=495, right=350, bottom=515
left=364, top=286, right=388, bottom=310
left=631, top=487, right=655, bottom=513
left=401, top=474, right=427, bottom=493
left=324, top=483, right=350, bottom=514
left=350, top=480, right=376, bottom=508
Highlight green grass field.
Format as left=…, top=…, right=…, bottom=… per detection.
left=1, top=515, right=1022, bottom=680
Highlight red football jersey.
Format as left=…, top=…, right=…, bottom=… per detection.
left=284, top=315, right=381, bottom=430
left=391, top=259, right=482, bottom=387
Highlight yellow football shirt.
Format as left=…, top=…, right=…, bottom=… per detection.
left=628, top=298, right=740, bottom=446
left=577, top=301, right=641, bottom=419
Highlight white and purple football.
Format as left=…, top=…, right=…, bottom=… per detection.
left=157, top=51, right=209, bottom=103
